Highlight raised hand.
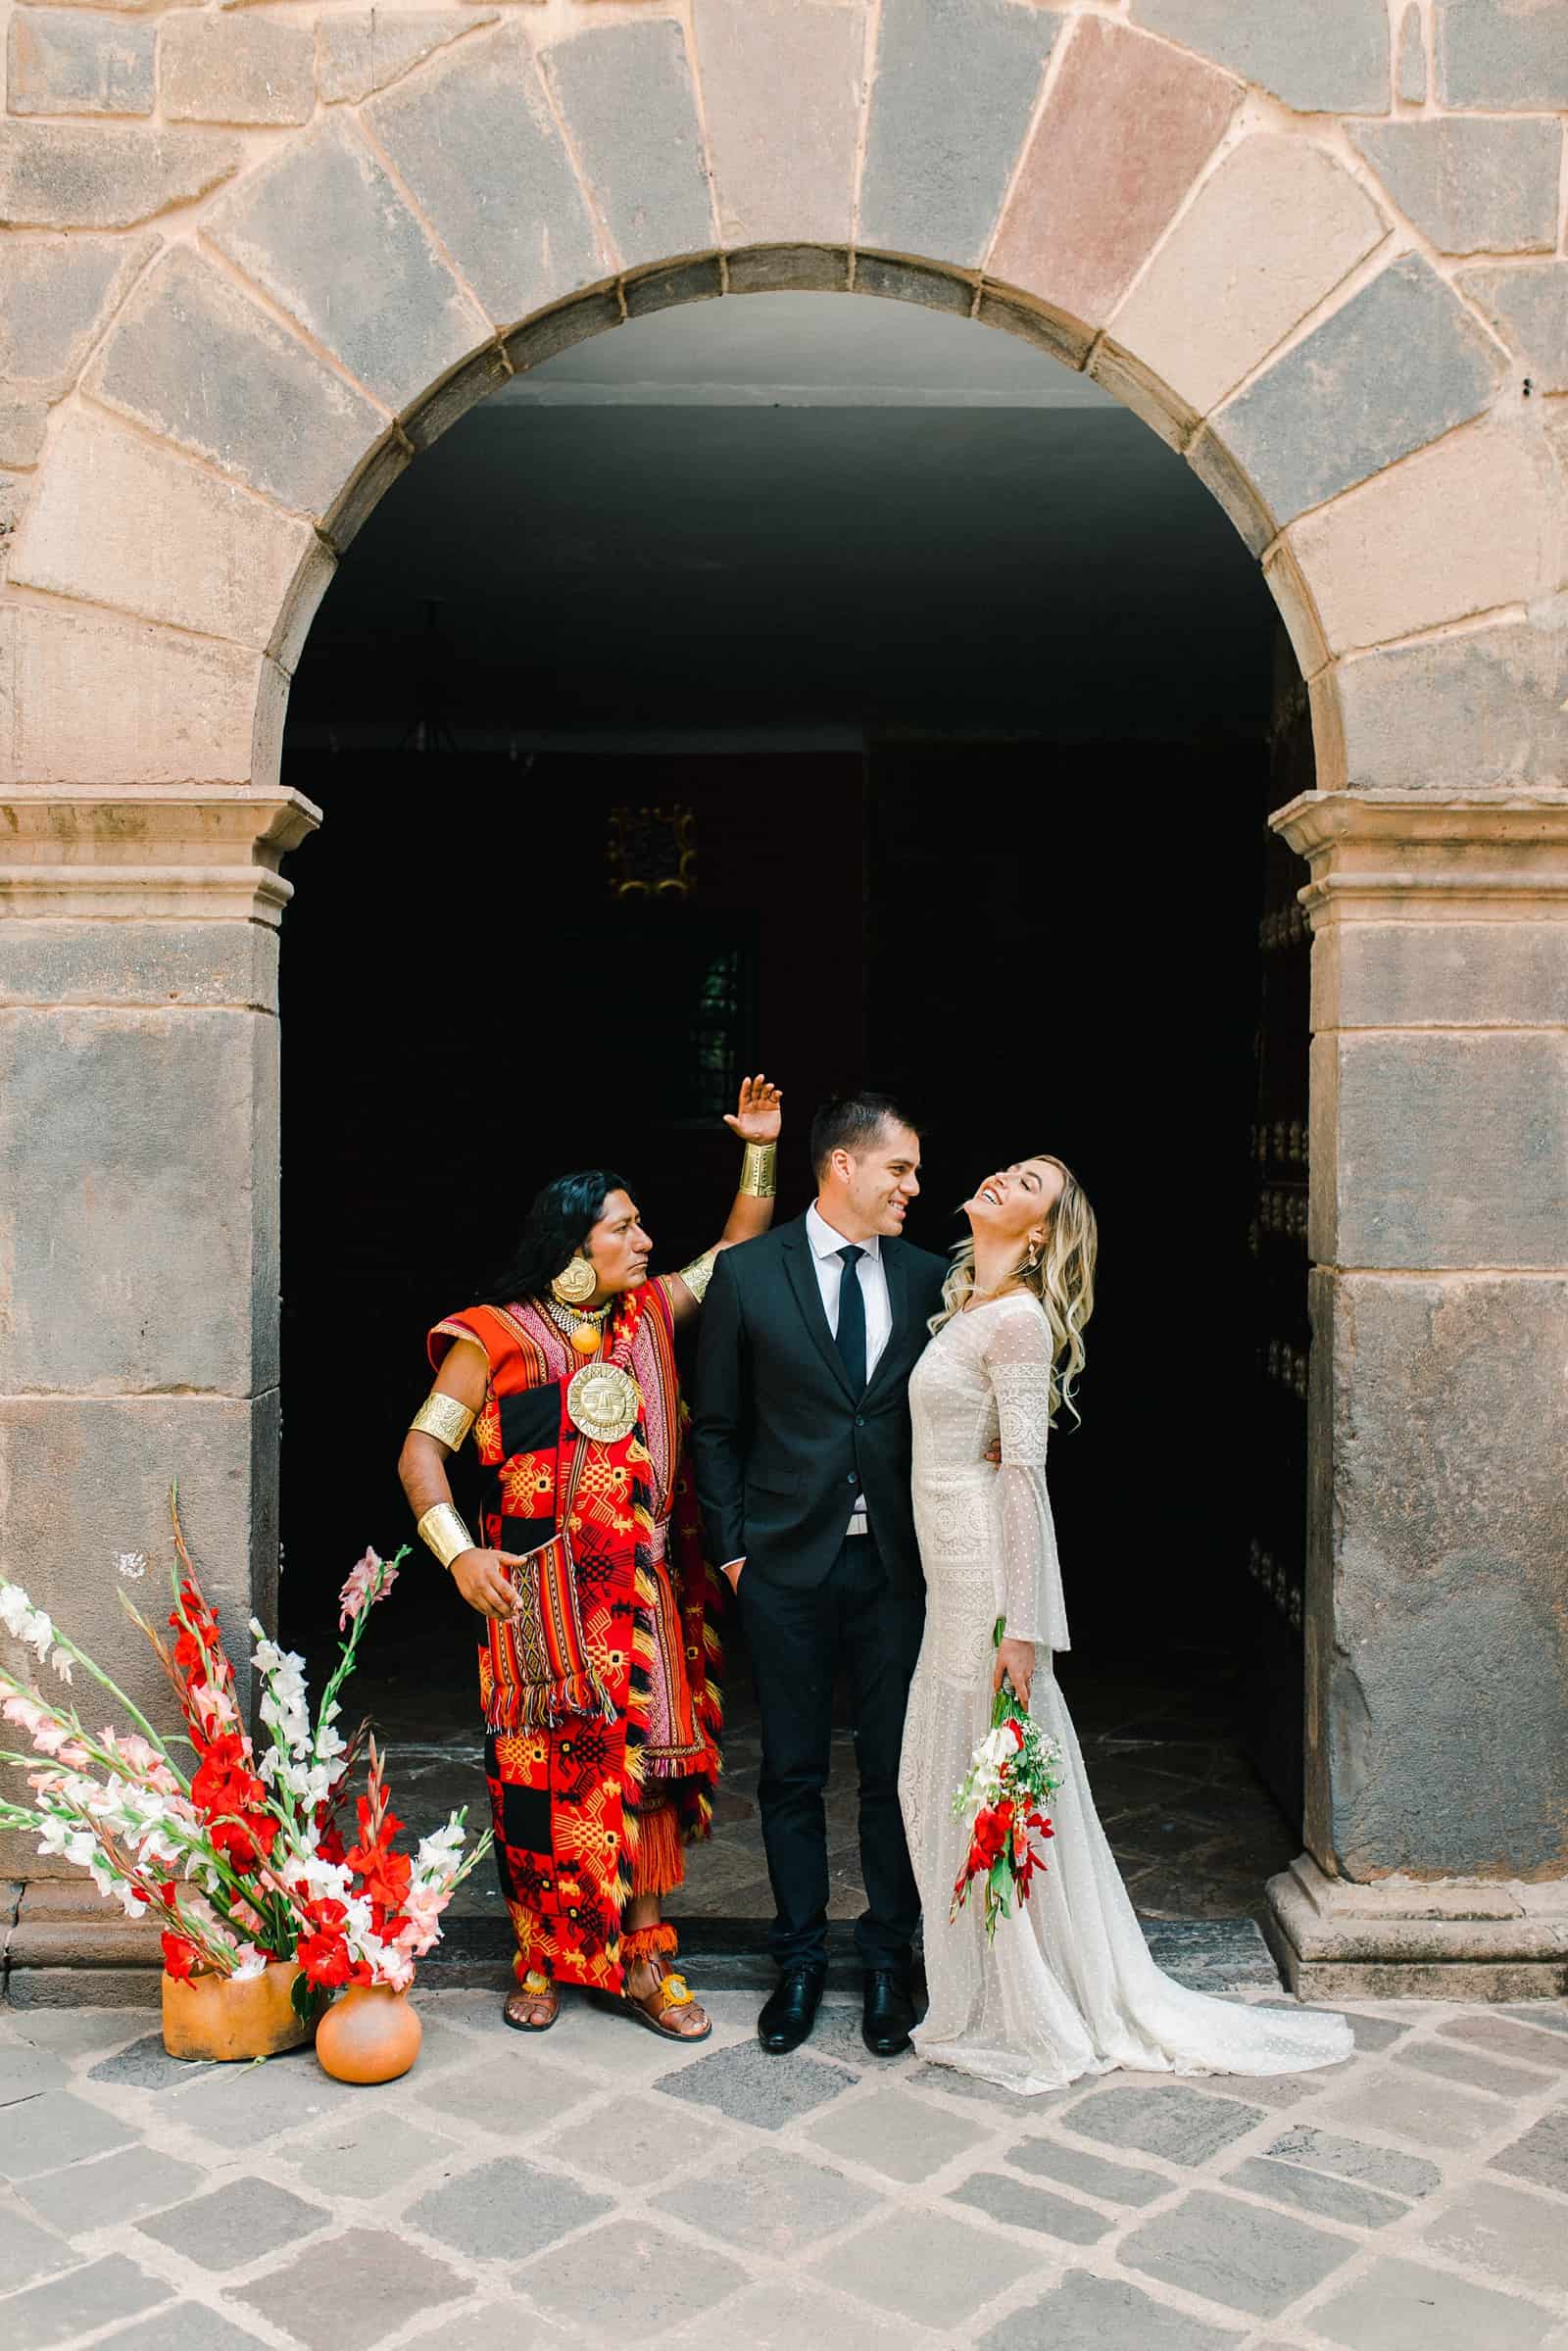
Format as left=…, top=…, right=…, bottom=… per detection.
left=724, top=1072, right=783, bottom=1145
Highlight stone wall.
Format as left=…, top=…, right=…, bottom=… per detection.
left=1, top=0, right=1566, bottom=1991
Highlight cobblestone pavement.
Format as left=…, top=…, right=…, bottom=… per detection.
left=3, top=1983, right=1568, bottom=2350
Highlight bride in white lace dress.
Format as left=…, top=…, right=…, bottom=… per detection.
left=899, top=1153, right=1352, bottom=2095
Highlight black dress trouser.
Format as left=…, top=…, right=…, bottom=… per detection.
left=738, top=1531, right=925, bottom=1973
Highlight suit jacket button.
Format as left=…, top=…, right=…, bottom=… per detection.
left=856, top=1416, right=866, bottom=1427
left=846, top=1473, right=857, bottom=1486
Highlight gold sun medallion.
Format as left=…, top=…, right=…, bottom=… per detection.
left=566, top=1360, right=641, bottom=1445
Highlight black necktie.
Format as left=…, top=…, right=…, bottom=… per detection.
left=836, top=1245, right=867, bottom=1394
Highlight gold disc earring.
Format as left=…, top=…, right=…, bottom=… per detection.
left=551, top=1253, right=598, bottom=1306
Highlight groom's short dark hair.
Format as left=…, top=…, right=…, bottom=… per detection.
left=810, top=1091, right=918, bottom=1180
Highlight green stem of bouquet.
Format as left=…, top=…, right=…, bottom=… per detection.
left=989, top=1614, right=1028, bottom=1732
left=51, top=1626, right=186, bottom=1781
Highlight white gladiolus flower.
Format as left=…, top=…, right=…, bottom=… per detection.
left=290, top=1851, right=353, bottom=1903
left=0, top=1583, right=34, bottom=1638
left=0, top=1584, right=55, bottom=1663
left=342, top=1894, right=375, bottom=1943
left=50, top=1648, right=74, bottom=1686
left=414, top=1819, right=466, bottom=1878
left=254, top=1631, right=313, bottom=1786
left=35, top=1812, right=75, bottom=1859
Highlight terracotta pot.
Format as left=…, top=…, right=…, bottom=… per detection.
left=315, top=1984, right=423, bottom=2084
left=162, top=1961, right=314, bottom=2063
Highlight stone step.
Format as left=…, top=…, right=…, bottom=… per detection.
left=414, top=1912, right=1285, bottom=1992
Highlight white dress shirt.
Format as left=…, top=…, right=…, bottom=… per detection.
left=807, top=1201, right=892, bottom=1538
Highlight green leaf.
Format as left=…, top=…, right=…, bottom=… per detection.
left=289, top=1971, right=331, bottom=2029
left=992, top=1616, right=1006, bottom=1649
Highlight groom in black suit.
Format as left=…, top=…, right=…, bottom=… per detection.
left=693, top=1093, right=948, bottom=2056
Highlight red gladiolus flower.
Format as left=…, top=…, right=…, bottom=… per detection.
left=191, top=1735, right=277, bottom=1871
left=349, top=1844, right=413, bottom=1925
left=295, top=1894, right=371, bottom=1990
left=296, top=1929, right=356, bottom=1989
left=315, top=1819, right=347, bottom=1868
left=161, top=1933, right=200, bottom=1980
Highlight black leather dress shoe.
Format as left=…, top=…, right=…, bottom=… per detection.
left=758, top=1965, right=825, bottom=2054
left=862, top=1968, right=916, bottom=2056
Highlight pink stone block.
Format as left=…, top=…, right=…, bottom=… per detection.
left=990, top=17, right=1240, bottom=329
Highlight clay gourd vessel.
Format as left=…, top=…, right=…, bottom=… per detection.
left=162, top=1961, right=314, bottom=2063
left=315, top=1984, right=423, bottom=2084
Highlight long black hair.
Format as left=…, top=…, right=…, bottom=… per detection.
left=485, top=1168, right=631, bottom=1307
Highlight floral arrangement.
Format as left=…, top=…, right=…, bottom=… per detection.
left=950, top=1617, right=1064, bottom=1941
left=0, top=1497, right=490, bottom=2020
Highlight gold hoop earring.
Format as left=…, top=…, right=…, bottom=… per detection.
left=551, top=1253, right=598, bottom=1307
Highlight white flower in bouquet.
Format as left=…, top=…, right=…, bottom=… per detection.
left=0, top=1584, right=54, bottom=1662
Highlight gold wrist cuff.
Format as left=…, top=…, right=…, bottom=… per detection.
left=676, top=1247, right=720, bottom=1305
left=740, top=1142, right=777, bottom=1199
left=416, top=1502, right=475, bottom=1572
left=409, top=1392, right=474, bottom=1451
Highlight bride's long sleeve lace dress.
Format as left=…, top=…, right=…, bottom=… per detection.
left=899, top=1293, right=1352, bottom=2094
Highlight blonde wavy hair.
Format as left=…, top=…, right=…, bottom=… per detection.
left=930, top=1153, right=1099, bottom=1424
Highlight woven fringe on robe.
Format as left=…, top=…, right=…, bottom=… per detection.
left=429, top=1277, right=721, bottom=1994
left=627, top=1798, right=685, bottom=1899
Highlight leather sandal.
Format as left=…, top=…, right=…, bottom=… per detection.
left=621, top=1960, right=711, bottom=2041
left=503, top=1970, right=560, bottom=2032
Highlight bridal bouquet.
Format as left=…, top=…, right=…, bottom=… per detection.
left=0, top=1495, right=490, bottom=2020
left=950, top=1617, right=1064, bottom=1940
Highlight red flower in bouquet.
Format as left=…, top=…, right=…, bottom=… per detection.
left=191, top=1732, right=277, bottom=1870
left=295, top=1896, right=372, bottom=1990
left=314, top=1817, right=348, bottom=1869
left=346, top=1807, right=414, bottom=1930
left=950, top=1620, right=1065, bottom=1941
left=160, top=1932, right=200, bottom=1980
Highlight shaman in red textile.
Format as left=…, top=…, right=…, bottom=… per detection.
left=428, top=1279, right=721, bottom=1994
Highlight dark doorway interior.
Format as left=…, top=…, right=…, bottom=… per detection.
left=278, top=738, right=1307, bottom=1928
left=276, top=284, right=1310, bottom=1935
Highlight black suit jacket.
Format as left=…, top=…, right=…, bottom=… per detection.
left=692, top=1215, right=949, bottom=1591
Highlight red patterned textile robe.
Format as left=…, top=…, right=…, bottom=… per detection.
left=428, top=1280, right=721, bottom=1993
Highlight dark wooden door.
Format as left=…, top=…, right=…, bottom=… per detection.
left=1241, top=705, right=1313, bottom=1830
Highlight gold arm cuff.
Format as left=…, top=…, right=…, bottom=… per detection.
left=409, top=1393, right=475, bottom=1450
left=740, top=1141, right=777, bottom=1199
left=416, top=1502, right=475, bottom=1572
left=676, top=1247, right=720, bottom=1305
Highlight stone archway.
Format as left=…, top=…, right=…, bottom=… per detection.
left=3, top=1, right=1566, bottom=1997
